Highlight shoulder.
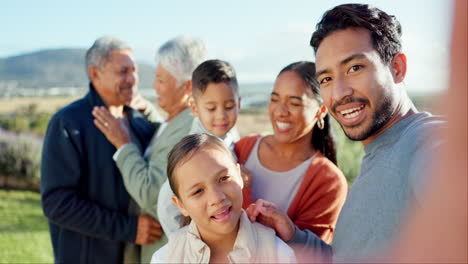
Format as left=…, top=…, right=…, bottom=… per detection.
left=307, top=153, right=347, bottom=184
left=164, top=110, right=194, bottom=138
left=274, top=236, right=296, bottom=263
left=151, top=225, right=189, bottom=263
left=234, top=134, right=263, bottom=162
left=236, top=134, right=262, bottom=147
left=49, top=97, right=89, bottom=126
left=400, top=113, right=446, bottom=145
left=150, top=244, right=168, bottom=263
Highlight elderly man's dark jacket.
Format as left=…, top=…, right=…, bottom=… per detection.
left=41, top=84, right=155, bottom=263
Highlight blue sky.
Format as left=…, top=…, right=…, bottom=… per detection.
left=2, top=0, right=453, bottom=94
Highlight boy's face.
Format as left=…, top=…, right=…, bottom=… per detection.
left=191, top=82, right=240, bottom=137
left=172, top=146, right=243, bottom=242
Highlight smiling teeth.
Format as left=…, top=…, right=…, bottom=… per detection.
left=340, top=106, right=362, bottom=115
left=277, top=122, right=291, bottom=129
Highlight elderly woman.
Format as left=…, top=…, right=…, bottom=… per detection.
left=92, top=35, right=207, bottom=263
left=236, top=61, right=348, bottom=245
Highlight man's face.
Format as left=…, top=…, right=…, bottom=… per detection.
left=191, top=82, right=240, bottom=137
left=172, top=146, right=243, bottom=242
left=153, top=64, right=188, bottom=115
left=92, top=49, right=138, bottom=106
left=315, top=28, right=397, bottom=143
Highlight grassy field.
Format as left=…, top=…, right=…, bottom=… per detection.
left=0, top=189, right=53, bottom=263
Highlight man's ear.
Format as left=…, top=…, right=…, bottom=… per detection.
left=392, top=53, right=407, bottom=84
left=237, top=97, right=241, bottom=111
left=88, top=66, right=100, bottom=84
left=172, top=195, right=190, bottom=217
left=190, top=98, right=199, bottom=117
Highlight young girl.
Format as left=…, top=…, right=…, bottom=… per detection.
left=151, top=134, right=295, bottom=263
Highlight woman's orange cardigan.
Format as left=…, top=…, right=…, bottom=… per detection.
left=235, top=135, right=348, bottom=243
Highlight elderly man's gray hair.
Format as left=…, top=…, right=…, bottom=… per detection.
left=85, top=36, right=131, bottom=72
left=155, top=35, right=207, bottom=86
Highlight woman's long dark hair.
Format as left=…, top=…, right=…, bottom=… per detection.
left=278, top=61, right=337, bottom=165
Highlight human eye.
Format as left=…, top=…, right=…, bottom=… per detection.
left=290, top=101, right=302, bottom=107
left=219, top=175, right=230, bottom=183
left=192, top=188, right=203, bottom=196
left=319, top=76, right=332, bottom=85
left=348, top=65, right=363, bottom=73
left=206, top=106, right=216, bottom=112
left=225, top=103, right=235, bottom=110
left=270, top=96, right=279, bottom=103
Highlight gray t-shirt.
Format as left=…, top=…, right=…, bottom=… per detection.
left=293, top=112, right=445, bottom=262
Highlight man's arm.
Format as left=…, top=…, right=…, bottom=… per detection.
left=245, top=199, right=332, bottom=258
left=40, top=114, right=138, bottom=242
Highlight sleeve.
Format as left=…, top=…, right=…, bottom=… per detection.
left=115, top=142, right=167, bottom=212
left=235, top=135, right=259, bottom=209
left=288, top=226, right=332, bottom=261
left=40, top=115, right=138, bottom=242
left=275, top=237, right=297, bottom=263
left=150, top=244, right=168, bottom=263
left=157, top=180, right=185, bottom=235
left=408, top=123, right=446, bottom=205
left=290, top=159, right=348, bottom=244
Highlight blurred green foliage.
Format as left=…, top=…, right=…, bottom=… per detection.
left=0, top=104, right=51, bottom=136
left=331, top=119, right=364, bottom=185
left=0, top=129, right=42, bottom=189
left=0, top=190, right=53, bottom=262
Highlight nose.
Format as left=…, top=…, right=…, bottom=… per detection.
left=273, top=101, right=289, bottom=117
left=332, top=75, right=353, bottom=102
left=127, top=72, right=137, bottom=85
left=208, top=185, right=226, bottom=207
left=216, top=108, right=228, bottom=120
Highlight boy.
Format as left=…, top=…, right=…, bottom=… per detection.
left=151, top=134, right=295, bottom=263
left=157, top=59, right=242, bottom=235
left=189, top=59, right=240, bottom=155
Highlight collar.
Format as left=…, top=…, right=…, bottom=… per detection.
left=184, top=211, right=257, bottom=263
left=85, top=82, right=107, bottom=107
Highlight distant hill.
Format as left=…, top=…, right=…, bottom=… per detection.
left=0, top=48, right=155, bottom=90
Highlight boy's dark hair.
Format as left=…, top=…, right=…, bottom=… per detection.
left=167, top=133, right=235, bottom=197
left=279, top=61, right=337, bottom=165
left=191, top=59, right=239, bottom=99
left=310, top=4, right=402, bottom=64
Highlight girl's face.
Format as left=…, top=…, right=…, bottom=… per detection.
left=172, top=146, right=243, bottom=242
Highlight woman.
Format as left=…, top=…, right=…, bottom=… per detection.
left=236, top=61, right=347, bottom=244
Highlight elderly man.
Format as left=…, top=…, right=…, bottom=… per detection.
left=92, top=35, right=207, bottom=262
left=41, top=36, right=162, bottom=263
left=245, top=4, right=446, bottom=262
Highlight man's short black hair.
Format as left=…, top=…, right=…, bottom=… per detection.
left=310, top=4, right=402, bottom=64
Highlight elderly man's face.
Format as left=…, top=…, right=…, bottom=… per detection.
left=92, top=49, right=138, bottom=106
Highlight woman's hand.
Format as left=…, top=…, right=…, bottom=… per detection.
left=130, top=93, right=148, bottom=112
left=245, top=199, right=296, bottom=242
left=92, top=106, right=130, bottom=149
